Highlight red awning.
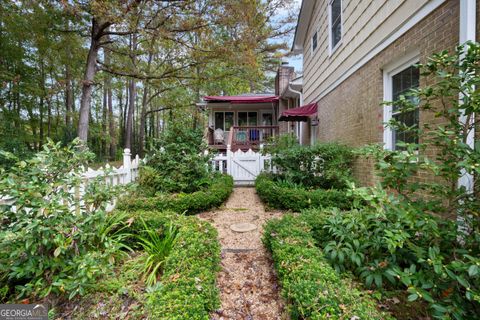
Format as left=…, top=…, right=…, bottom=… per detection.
left=278, top=102, right=317, bottom=122
left=204, top=95, right=279, bottom=104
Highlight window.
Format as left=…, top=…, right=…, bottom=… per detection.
left=312, top=31, right=318, bottom=52
left=329, top=0, right=342, bottom=52
left=383, top=54, right=420, bottom=150
left=261, top=112, right=273, bottom=126
left=214, top=111, right=234, bottom=131
left=391, top=66, right=420, bottom=149
left=238, top=112, right=257, bottom=126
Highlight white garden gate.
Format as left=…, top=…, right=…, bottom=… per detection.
left=211, top=149, right=274, bottom=186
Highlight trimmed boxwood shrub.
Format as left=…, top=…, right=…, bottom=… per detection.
left=263, top=214, right=393, bottom=320
left=120, top=210, right=221, bottom=319
left=117, top=174, right=233, bottom=214
left=255, top=173, right=352, bottom=211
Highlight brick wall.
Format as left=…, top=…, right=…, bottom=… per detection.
left=276, top=65, right=296, bottom=134
left=315, top=0, right=460, bottom=186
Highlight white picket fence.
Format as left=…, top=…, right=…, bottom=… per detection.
left=83, top=148, right=141, bottom=186
left=0, top=148, right=141, bottom=212
left=210, top=148, right=274, bottom=186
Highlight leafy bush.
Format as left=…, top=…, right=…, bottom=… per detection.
left=136, top=220, right=178, bottom=287
left=139, top=124, right=212, bottom=194
left=0, top=139, right=124, bottom=300
left=264, top=135, right=354, bottom=189
left=331, top=42, right=480, bottom=319
left=362, top=42, right=480, bottom=219
left=255, top=173, right=353, bottom=211
left=123, top=211, right=220, bottom=319
left=263, top=214, right=393, bottom=319
left=117, top=173, right=233, bottom=214
left=302, top=186, right=480, bottom=319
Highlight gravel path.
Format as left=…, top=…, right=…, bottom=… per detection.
left=198, top=187, right=286, bottom=320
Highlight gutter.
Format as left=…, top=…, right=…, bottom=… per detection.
left=458, top=0, right=476, bottom=193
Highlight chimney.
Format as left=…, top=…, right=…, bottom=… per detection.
left=275, top=62, right=295, bottom=96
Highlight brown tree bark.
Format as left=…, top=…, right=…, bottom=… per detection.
left=138, top=49, right=154, bottom=157
left=125, top=33, right=137, bottom=150
left=78, top=17, right=111, bottom=142
left=107, top=80, right=116, bottom=159
left=65, top=61, right=73, bottom=127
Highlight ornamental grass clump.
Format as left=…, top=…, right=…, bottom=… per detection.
left=136, top=220, right=178, bottom=287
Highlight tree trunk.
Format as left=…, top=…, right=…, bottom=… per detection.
left=47, top=97, right=52, bottom=138
left=125, top=33, right=137, bottom=150
left=65, top=62, right=73, bottom=127
left=138, top=49, right=153, bottom=157
left=39, top=96, right=44, bottom=148
left=78, top=17, right=111, bottom=142
left=108, top=82, right=116, bottom=160
left=39, top=60, right=46, bottom=148
left=138, top=83, right=149, bottom=157
left=122, top=80, right=129, bottom=146
left=125, top=78, right=135, bottom=150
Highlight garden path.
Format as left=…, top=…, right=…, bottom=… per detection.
left=198, top=187, right=286, bottom=320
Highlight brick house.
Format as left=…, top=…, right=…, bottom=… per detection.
left=292, top=0, right=479, bottom=186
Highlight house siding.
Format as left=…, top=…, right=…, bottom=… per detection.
left=302, top=0, right=432, bottom=105
left=307, top=0, right=463, bottom=185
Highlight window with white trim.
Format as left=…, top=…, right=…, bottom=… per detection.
left=214, top=111, right=234, bottom=131
left=329, top=0, right=342, bottom=52
left=383, top=55, right=420, bottom=150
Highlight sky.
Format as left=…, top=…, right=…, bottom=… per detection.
left=282, top=0, right=303, bottom=73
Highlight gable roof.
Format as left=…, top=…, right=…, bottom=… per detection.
left=291, top=0, right=315, bottom=54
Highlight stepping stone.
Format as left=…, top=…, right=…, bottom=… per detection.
left=230, top=222, right=257, bottom=233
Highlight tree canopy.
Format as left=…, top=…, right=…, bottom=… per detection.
left=0, top=0, right=297, bottom=161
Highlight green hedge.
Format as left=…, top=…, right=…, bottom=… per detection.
left=263, top=214, right=393, bottom=320
left=117, top=174, right=233, bottom=214
left=255, top=173, right=352, bottom=212
left=120, top=210, right=221, bottom=319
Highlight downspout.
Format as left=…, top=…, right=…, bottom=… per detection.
left=288, top=85, right=303, bottom=144
left=458, top=0, right=476, bottom=193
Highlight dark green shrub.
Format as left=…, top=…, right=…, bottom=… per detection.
left=117, top=174, right=233, bottom=214
left=302, top=186, right=479, bottom=319
left=255, top=173, right=353, bottom=211
left=264, top=135, right=354, bottom=189
left=0, top=139, right=124, bottom=300
left=263, top=214, right=393, bottom=319
left=140, top=124, right=212, bottom=194
left=341, top=43, right=480, bottom=319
